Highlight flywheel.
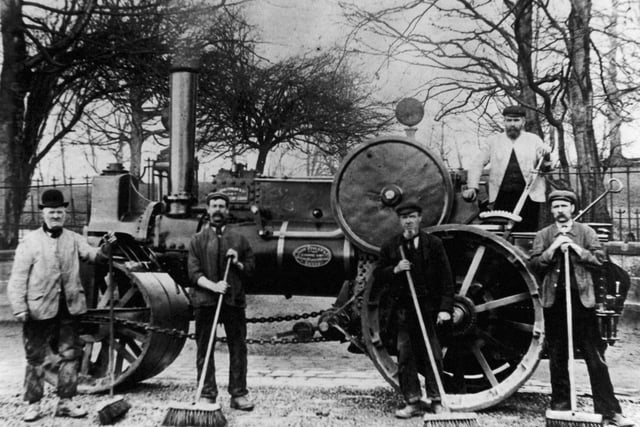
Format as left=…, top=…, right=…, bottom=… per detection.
left=44, top=242, right=191, bottom=393
left=331, top=136, right=454, bottom=253
left=361, top=224, right=545, bottom=411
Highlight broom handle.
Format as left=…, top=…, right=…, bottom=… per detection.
left=399, top=246, right=447, bottom=401
left=563, top=247, right=577, bottom=412
left=107, top=243, right=116, bottom=399
left=195, top=256, right=232, bottom=401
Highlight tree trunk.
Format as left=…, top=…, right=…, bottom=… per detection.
left=604, top=0, right=625, bottom=168
left=255, top=145, right=271, bottom=175
left=0, top=0, right=29, bottom=247
left=567, top=0, right=608, bottom=222
left=513, top=0, right=544, bottom=138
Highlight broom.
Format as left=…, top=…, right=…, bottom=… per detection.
left=97, top=241, right=131, bottom=425
left=545, top=247, right=603, bottom=427
left=399, top=246, right=478, bottom=427
left=162, top=257, right=232, bottom=427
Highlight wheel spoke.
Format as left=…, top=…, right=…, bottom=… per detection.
left=117, top=287, right=138, bottom=307
left=114, top=339, right=137, bottom=364
left=477, top=330, right=521, bottom=360
left=470, top=340, right=499, bottom=387
left=117, top=326, right=146, bottom=342
left=493, top=318, right=534, bottom=333
left=475, top=292, right=529, bottom=313
left=459, top=245, right=486, bottom=296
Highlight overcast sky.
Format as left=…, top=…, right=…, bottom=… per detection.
left=35, top=0, right=640, bottom=181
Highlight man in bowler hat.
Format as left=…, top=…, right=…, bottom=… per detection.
left=8, top=189, right=115, bottom=422
left=374, top=200, right=455, bottom=418
left=530, top=190, right=633, bottom=427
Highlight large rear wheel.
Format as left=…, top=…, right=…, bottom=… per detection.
left=361, top=224, right=544, bottom=411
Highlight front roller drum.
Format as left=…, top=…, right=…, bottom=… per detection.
left=361, top=224, right=545, bottom=411
left=44, top=263, right=191, bottom=393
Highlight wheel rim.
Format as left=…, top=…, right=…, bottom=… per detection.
left=44, top=253, right=190, bottom=393
left=361, top=224, right=544, bottom=411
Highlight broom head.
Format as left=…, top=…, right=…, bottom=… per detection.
left=162, top=401, right=227, bottom=427
left=423, top=411, right=479, bottom=427
left=97, top=396, right=131, bottom=425
left=545, top=409, right=603, bottom=427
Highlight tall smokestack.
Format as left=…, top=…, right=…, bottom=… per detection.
left=165, top=53, right=199, bottom=216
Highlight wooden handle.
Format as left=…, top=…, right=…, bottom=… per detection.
left=195, top=256, right=233, bottom=401
left=563, top=248, right=577, bottom=411
left=399, top=246, right=447, bottom=401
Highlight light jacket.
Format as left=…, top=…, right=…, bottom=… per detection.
left=467, top=131, right=551, bottom=203
left=8, top=228, right=101, bottom=320
left=187, top=225, right=255, bottom=308
left=530, top=221, right=606, bottom=308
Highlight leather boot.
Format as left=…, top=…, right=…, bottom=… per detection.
left=55, top=398, right=88, bottom=418
left=23, top=402, right=42, bottom=422
left=394, top=402, right=424, bottom=419
left=230, top=395, right=255, bottom=411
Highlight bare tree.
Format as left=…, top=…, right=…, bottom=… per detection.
left=197, top=48, right=394, bottom=174
left=0, top=0, right=239, bottom=245
left=342, top=0, right=640, bottom=220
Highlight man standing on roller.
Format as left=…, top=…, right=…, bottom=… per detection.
left=463, top=105, right=552, bottom=231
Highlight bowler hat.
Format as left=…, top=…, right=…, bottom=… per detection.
left=548, top=189, right=578, bottom=205
left=502, top=105, right=526, bottom=117
left=38, top=189, right=68, bottom=209
left=205, top=191, right=230, bottom=206
left=395, top=201, right=422, bottom=216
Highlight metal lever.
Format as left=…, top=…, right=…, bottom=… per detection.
left=575, top=178, right=623, bottom=221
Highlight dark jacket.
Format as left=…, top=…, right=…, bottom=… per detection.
left=530, top=221, right=605, bottom=308
left=188, top=225, right=255, bottom=308
left=375, top=231, right=454, bottom=313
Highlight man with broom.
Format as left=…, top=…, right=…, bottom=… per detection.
left=7, top=189, right=115, bottom=422
left=531, top=190, right=634, bottom=427
left=374, top=200, right=455, bottom=419
left=187, top=192, right=256, bottom=411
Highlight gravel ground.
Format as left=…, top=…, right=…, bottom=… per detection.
left=0, top=382, right=637, bottom=427
left=1, top=295, right=639, bottom=426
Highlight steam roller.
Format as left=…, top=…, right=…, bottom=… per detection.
left=332, top=136, right=544, bottom=411
left=44, top=236, right=191, bottom=393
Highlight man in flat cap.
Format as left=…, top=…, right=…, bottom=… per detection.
left=530, top=190, right=633, bottom=426
left=188, top=191, right=256, bottom=410
left=463, top=105, right=552, bottom=231
left=8, top=189, right=115, bottom=422
left=374, top=201, right=454, bottom=418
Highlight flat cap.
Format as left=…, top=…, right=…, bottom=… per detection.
left=502, top=105, right=526, bottom=117
left=548, top=189, right=577, bottom=205
left=395, top=201, right=422, bottom=215
left=205, top=191, right=230, bottom=205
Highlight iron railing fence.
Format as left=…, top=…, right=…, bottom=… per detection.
left=1, top=165, right=638, bottom=243
left=546, top=166, right=640, bottom=241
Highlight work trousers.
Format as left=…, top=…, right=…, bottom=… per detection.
left=194, top=303, right=248, bottom=399
left=22, top=312, right=83, bottom=403
left=396, top=304, right=442, bottom=404
left=493, top=190, right=542, bottom=232
left=544, top=290, right=621, bottom=418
